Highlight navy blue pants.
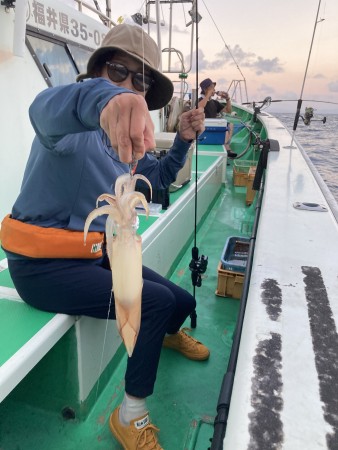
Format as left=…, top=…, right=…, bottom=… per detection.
left=8, top=253, right=196, bottom=398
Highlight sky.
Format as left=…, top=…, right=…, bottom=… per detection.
left=90, top=0, right=338, bottom=114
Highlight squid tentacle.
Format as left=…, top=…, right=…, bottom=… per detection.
left=114, top=173, right=153, bottom=200
left=96, top=193, right=116, bottom=208
left=84, top=204, right=121, bottom=244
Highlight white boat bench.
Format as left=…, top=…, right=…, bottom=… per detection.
left=0, top=253, right=75, bottom=403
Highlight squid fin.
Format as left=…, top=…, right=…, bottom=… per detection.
left=115, top=298, right=141, bottom=357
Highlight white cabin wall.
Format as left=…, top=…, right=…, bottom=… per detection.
left=0, top=3, right=165, bottom=222
left=0, top=7, right=47, bottom=220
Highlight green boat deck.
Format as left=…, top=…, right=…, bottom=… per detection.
left=0, top=150, right=257, bottom=449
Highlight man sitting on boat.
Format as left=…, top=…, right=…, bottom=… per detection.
left=198, top=77, right=237, bottom=158
left=0, top=23, right=209, bottom=450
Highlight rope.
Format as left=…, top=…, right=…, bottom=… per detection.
left=200, top=0, right=246, bottom=83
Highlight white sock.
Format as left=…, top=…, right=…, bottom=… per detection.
left=119, top=393, right=147, bottom=426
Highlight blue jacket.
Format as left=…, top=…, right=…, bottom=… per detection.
left=11, top=78, right=191, bottom=232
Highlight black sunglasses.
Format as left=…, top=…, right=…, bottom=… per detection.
left=105, top=62, right=154, bottom=92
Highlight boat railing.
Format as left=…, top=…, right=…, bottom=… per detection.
left=145, top=0, right=195, bottom=75
left=228, top=79, right=249, bottom=105
left=72, top=0, right=115, bottom=27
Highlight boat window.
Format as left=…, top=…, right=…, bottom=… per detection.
left=68, top=45, right=92, bottom=74
left=27, top=35, right=78, bottom=86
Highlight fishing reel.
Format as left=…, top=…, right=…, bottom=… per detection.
left=253, top=96, right=272, bottom=122
left=189, top=246, right=208, bottom=288
left=254, top=136, right=273, bottom=152
left=189, top=246, right=208, bottom=328
left=300, top=107, right=327, bottom=125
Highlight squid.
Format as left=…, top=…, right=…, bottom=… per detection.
left=84, top=173, right=152, bottom=357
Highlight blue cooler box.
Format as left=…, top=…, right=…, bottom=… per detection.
left=199, top=118, right=228, bottom=145
left=221, top=236, right=250, bottom=272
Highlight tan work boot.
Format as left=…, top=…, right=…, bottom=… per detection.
left=162, top=327, right=210, bottom=360
left=109, top=406, right=163, bottom=449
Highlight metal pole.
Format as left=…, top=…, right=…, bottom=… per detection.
left=13, top=0, right=28, bottom=57
left=155, top=0, right=162, bottom=71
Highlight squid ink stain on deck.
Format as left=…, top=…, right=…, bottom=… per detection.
left=248, top=333, right=284, bottom=450
left=261, top=278, right=282, bottom=321
left=302, top=266, right=338, bottom=450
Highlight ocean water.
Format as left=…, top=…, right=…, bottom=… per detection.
left=274, top=113, right=338, bottom=204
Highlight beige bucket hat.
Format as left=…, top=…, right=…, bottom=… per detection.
left=76, top=23, right=173, bottom=111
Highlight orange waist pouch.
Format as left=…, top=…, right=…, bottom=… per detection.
left=0, top=215, right=104, bottom=259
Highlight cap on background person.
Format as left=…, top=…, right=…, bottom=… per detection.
left=76, top=23, right=173, bottom=111
left=200, top=78, right=216, bottom=94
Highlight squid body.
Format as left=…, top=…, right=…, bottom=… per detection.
left=84, top=173, right=152, bottom=357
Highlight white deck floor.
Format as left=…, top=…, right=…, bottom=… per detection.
left=224, top=113, right=338, bottom=449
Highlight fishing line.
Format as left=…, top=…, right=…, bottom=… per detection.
left=181, top=1, right=187, bottom=23
left=95, top=289, right=114, bottom=401
left=95, top=20, right=147, bottom=403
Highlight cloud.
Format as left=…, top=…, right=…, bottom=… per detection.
left=281, top=91, right=299, bottom=100
left=253, top=57, right=284, bottom=76
left=189, top=48, right=224, bottom=71
left=328, top=81, right=338, bottom=92
left=171, top=24, right=189, bottom=34
left=258, top=84, right=276, bottom=95
left=195, top=48, right=209, bottom=71
left=313, top=73, right=325, bottom=79
left=194, top=48, right=222, bottom=70
left=198, top=44, right=284, bottom=76
left=216, top=44, right=256, bottom=65
left=216, top=77, right=228, bottom=86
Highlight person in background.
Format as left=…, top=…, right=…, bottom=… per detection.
left=198, top=78, right=237, bottom=158
left=0, top=24, right=209, bottom=450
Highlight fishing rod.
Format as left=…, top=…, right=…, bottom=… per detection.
left=291, top=0, right=324, bottom=144
left=189, top=0, right=208, bottom=329
left=243, top=97, right=330, bottom=125
left=243, top=99, right=338, bottom=105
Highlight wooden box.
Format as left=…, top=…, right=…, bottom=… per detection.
left=215, top=262, right=244, bottom=299
left=245, top=166, right=257, bottom=205
left=233, top=160, right=257, bottom=187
